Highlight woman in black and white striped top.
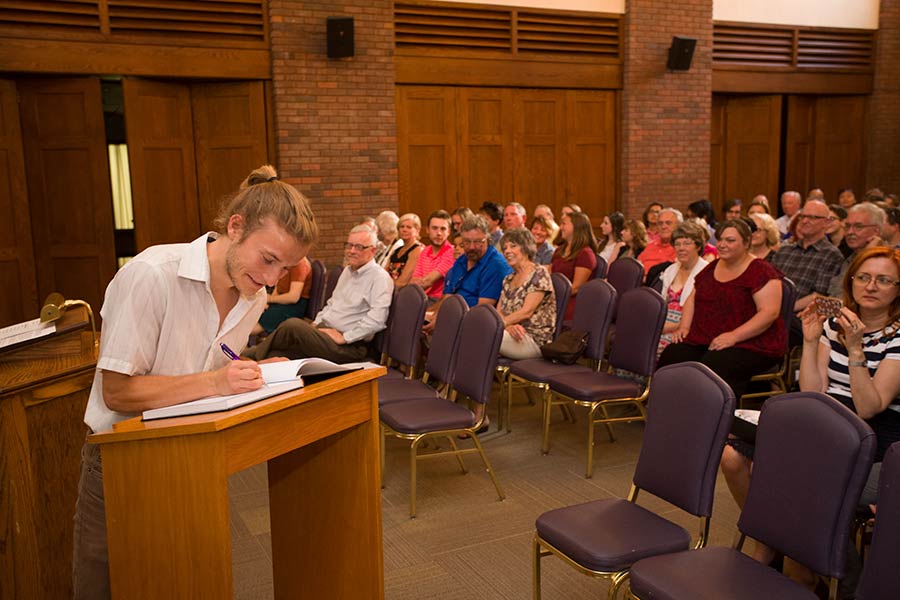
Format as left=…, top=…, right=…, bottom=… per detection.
left=800, top=246, right=900, bottom=500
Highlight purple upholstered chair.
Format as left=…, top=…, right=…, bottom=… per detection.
left=379, top=284, right=427, bottom=379
left=606, top=256, right=643, bottom=298
left=740, top=277, right=797, bottom=407
left=629, top=392, right=876, bottom=600
left=303, top=259, right=327, bottom=320
left=379, top=294, right=467, bottom=406
left=533, top=362, right=734, bottom=600
left=545, top=286, right=665, bottom=477
left=379, top=304, right=505, bottom=517
left=506, top=278, right=617, bottom=448
left=322, top=264, right=342, bottom=306
left=496, top=272, right=572, bottom=433
left=857, top=442, right=900, bottom=600
left=594, top=254, right=609, bottom=279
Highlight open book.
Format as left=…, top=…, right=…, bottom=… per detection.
left=141, top=360, right=381, bottom=421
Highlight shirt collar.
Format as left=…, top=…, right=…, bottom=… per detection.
left=350, top=258, right=377, bottom=276
left=177, top=232, right=216, bottom=283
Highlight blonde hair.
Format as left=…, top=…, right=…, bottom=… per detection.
left=214, top=165, right=317, bottom=246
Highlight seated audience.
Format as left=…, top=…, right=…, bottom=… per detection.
left=638, top=207, right=681, bottom=278
left=658, top=222, right=709, bottom=356
left=865, top=188, right=885, bottom=203
left=687, top=198, right=718, bottom=242
left=451, top=206, right=475, bottom=235
left=723, top=197, right=742, bottom=220
left=530, top=215, right=556, bottom=266
left=746, top=195, right=770, bottom=216
left=451, top=231, right=464, bottom=260
left=533, top=204, right=560, bottom=242
left=374, top=210, right=401, bottom=267
left=386, top=213, right=423, bottom=288
left=658, top=218, right=786, bottom=398
left=551, top=211, right=598, bottom=321
left=838, top=187, right=857, bottom=209
left=807, top=187, right=826, bottom=202
left=561, top=203, right=582, bottom=219
left=748, top=212, right=779, bottom=261
left=253, top=256, right=312, bottom=336
left=827, top=204, right=850, bottom=257
left=503, top=202, right=527, bottom=231
left=496, top=228, right=557, bottom=360
left=479, top=201, right=504, bottom=247
left=642, top=201, right=664, bottom=243
left=883, top=207, right=900, bottom=249
left=721, top=246, right=900, bottom=590
left=410, top=210, right=455, bottom=303
left=775, top=190, right=802, bottom=239
left=598, top=211, right=626, bottom=265
left=243, top=225, right=392, bottom=363
left=828, top=202, right=887, bottom=297
left=621, top=219, right=649, bottom=259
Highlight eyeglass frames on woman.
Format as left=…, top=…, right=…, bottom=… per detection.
left=852, top=273, right=900, bottom=289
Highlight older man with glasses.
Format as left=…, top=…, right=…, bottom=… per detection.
left=771, top=200, right=845, bottom=345
left=827, top=202, right=888, bottom=297
left=244, top=224, right=393, bottom=363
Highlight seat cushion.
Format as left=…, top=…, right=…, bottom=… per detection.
left=630, top=546, right=816, bottom=600
left=509, top=359, right=591, bottom=384
left=381, top=367, right=407, bottom=380
left=547, top=370, right=642, bottom=402
left=378, top=378, right=439, bottom=406
left=380, top=397, right=476, bottom=434
left=537, top=499, right=691, bottom=572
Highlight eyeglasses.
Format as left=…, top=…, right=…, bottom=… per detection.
left=852, top=273, right=900, bottom=289
left=845, top=223, right=879, bottom=231
left=798, top=214, right=829, bottom=221
left=673, top=240, right=696, bottom=248
left=461, top=238, right=487, bottom=247
left=344, top=242, right=373, bottom=252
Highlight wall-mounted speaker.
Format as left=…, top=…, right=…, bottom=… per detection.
left=327, top=16, right=354, bottom=59
left=667, top=36, right=696, bottom=71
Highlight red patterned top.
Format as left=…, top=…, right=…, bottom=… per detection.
left=685, top=258, right=786, bottom=359
left=551, top=246, right=598, bottom=321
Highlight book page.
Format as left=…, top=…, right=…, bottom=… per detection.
left=142, top=379, right=304, bottom=421
left=0, top=318, right=56, bottom=349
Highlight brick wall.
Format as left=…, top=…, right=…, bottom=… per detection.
left=269, top=0, right=398, bottom=265
left=620, top=0, right=712, bottom=219
left=866, top=0, right=900, bottom=196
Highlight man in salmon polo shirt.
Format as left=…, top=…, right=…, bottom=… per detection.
left=411, top=209, right=455, bottom=305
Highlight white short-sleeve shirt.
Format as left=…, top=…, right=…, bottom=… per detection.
left=84, top=233, right=266, bottom=433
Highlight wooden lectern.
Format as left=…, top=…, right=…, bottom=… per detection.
left=90, top=367, right=386, bottom=599
left=0, top=305, right=96, bottom=599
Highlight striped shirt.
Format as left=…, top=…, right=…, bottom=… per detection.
left=823, top=319, right=900, bottom=407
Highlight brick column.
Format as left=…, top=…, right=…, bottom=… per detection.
left=620, top=0, right=713, bottom=218
left=865, top=0, right=900, bottom=195
left=269, top=0, right=398, bottom=265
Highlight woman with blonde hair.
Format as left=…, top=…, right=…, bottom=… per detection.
left=748, top=212, right=779, bottom=261
left=386, top=213, right=423, bottom=288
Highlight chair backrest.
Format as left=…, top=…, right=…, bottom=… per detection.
left=608, top=287, right=666, bottom=376
left=384, top=285, right=427, bottom=369
left=607, top=256, right=644, bottom=297
left=424, top=294, right=468, bottom=383
left=779, top=277, right=797, bottom=345
left=857, top=442, right=900, bottom=600
left=739, top=392, right=876, bottom=580
left=450, top=304, right=504, bottom=404
left=633, top=362, right=735, bottom=517
left=570, top=278, right=617, bottom=362
left=305, top=259, right=327, bottom=319
left=323, top=264, right=343, bottom=306
left=550, top=272, right=572, bottom=339
left=593, top=254, right=608, bottom=279
left=374, top=289, right=398, bottom=358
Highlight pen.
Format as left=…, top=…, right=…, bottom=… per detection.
left=220, top=342, right=240, bottom=361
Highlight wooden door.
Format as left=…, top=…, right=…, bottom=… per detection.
left=566, top=90, right=616, bottom=226
left=783, top=95, right=816, bottom=196
left=723, top=95, right=782, bottom=207
left=191, top=81, right=269, bottom=231
left=457, top=87, right=513, bottom=208
left=18, top=77, right=116, bottom=317
left=397, top=86, right=459, bottom=217
left=514, top=90, right=565, bottom=214
left=0, top=80, right=38, bottom=326
left=123, top=78, right=200, bottom=250
left=709, top=95, right=727, bottom=207
left=811, top=96, right=865, bottom=201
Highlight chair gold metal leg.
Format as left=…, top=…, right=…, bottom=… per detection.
left=446, top=436, right=468, bottom=473
left=505, top=376, right=514, bottom=433
left=541, top=388, right=553, bottom=454
left=409, top=437, right=421, bottom=518
left=598, top=402, right=616, bottom=442
left=586, top=404, right=597, bottom=478
left=608, top=570, right=629, bottom=600
left=470, top=433, right=505, bottom=501
left=533, top=534, right=543, bottom=600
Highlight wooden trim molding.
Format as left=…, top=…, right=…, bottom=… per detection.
left=713, top=69, right=873, bottom=94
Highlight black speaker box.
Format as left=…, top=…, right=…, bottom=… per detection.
left=327, top=16, right=354, bottom=58
left=667, top=36, right=696, bottom=71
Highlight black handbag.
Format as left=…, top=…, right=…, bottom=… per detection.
left=540, top=329, right=588, bottom=365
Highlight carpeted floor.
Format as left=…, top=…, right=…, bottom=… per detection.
left=228, top=385, right=743, bottom=599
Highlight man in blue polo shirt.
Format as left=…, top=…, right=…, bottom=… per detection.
left=424, top=215, right=512, bottom=330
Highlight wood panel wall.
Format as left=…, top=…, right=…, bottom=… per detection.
left=397, top=85, right=616, bottom=225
